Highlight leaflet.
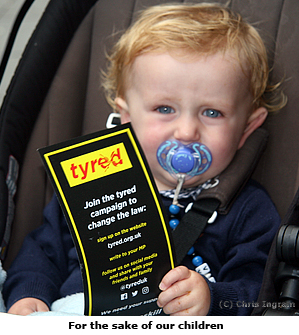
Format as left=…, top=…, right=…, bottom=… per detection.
left=38, top=123, right=175, bottom=315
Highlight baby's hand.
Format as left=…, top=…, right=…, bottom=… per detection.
left=8, top=297, right=49, bottom=315
left=157, top=266, right=211, bottom=316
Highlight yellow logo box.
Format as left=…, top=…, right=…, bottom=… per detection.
left=60, top=142, right=132, bottom=187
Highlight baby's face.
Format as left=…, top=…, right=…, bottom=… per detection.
left=116, top=51, right=267, bottom=191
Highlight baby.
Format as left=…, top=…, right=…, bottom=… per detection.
left=4, top=3, right=285, bottom=315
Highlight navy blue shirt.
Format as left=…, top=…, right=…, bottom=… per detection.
left=3, top=179, right=280, bottom=315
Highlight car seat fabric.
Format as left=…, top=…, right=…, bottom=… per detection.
left=0, top=0, right=98, bottom=264
left=252, top=0, right=299, bottom=222
left=1, top=0, right=299, bottom=277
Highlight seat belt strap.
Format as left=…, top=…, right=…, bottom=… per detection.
left=172, top=198, right=220, bottom=265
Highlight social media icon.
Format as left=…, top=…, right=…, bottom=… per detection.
left=120, top=293, right=128, bottom=300
left=132, top=290, right=138, bottom=297
left=142, top=286, right=149, bottom=295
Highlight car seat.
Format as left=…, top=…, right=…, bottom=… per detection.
left=0, top=0, right=298, bottom=314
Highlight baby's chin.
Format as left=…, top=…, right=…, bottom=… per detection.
left=155, top=174, right=210, bottom=191
left=182, top=177, right=209, bottom=189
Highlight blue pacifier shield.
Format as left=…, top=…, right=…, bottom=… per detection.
left=157, top=140, right=212, bottom=178
left=171, top=147, right=195, bottom=173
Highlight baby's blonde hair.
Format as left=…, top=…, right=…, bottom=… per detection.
left=102, top=2, right=286, bottom=112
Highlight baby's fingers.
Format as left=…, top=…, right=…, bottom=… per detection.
left=157, top=275, right=191, bottom=311
left=159, top=266, right=191, bottom=291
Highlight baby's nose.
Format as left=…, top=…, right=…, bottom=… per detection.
left=174, top=117, right=200, bottom=143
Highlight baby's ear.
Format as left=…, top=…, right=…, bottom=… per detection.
left=115, top=97, right=130, bottom=124
left=238, top=107, right=268, bottom=149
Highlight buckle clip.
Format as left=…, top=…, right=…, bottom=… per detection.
left=106, top=113, right=121, bottom=128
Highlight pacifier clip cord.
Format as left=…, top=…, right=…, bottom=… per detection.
left=168, top=174, right=217, bottom=282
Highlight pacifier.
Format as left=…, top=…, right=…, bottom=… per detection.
left=157, top=140, right=212, bottom=180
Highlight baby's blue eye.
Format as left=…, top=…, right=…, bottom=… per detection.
left=156, top=106, right=175, bottom=114
left=203, top=109, right=221, bottom=118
